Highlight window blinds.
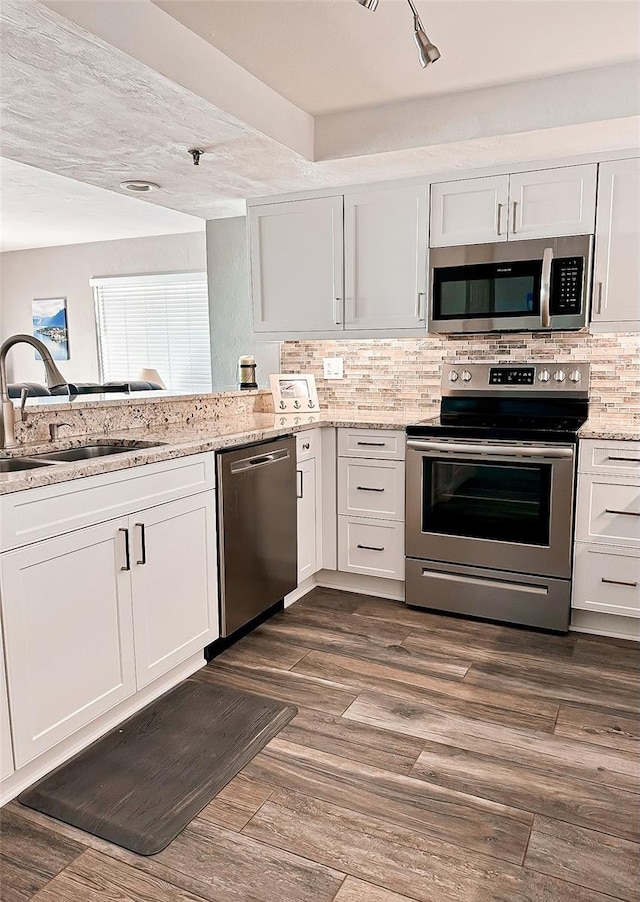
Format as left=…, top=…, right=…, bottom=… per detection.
left=91, top=272, right=212, bottom=393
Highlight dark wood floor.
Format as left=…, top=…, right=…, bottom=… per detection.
left=2, top=587, right=639, bottom=902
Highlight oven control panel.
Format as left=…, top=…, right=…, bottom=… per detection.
left=442, top=363, right=589, bottom=396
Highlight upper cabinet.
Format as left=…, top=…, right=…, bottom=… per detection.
left=430, top=164, right=597, bottom=247
left=590, top=158, right=640, bottom=332
left=249, top=186, right=428, bottom=335
left=250, top=196, right=344, bottom=333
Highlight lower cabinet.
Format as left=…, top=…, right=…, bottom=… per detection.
left=338, top=516, right=404, bottom=579
left=0, top=459, right=219, bottom=773
left=0, top=518, right=137, bottom=766
left=0, top=629, right=15, bottom=780
left=297, top=456, right=318, bottom=583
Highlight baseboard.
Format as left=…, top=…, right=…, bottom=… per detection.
left=284, top=576, right=317, bottom=607
left=570, top=609, right=640, bottom=641
left=0, top=652, right=205, bottom=807
left=316, top=569, right=405, bottom=601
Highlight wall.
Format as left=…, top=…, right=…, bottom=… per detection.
left=0, top=231, right=206, bottom=384
left=281, top=332, right=640, bottom=419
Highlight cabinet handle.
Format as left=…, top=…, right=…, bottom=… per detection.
left=356, top=486, right=385, bottom=492
left=296, top=469, right=303, bottom=499
left=357, top=544, right=385, bottom=552
left=605, top=509, right=640, bottom=517
left=601, top=578, right=638, bottom=588
left=119, top=528, right=130, bottom=572
left=302, top=442, right=310, bottom=451
left=606, top=456, right=639, bottom=463
left=333, top=297, right=343, bottom=325
left=416, top=292, right=427, bottom=322
left=511, top=201, right=518, bottom=234
left=496, top=202, right=504, bottom=236
left=596, top=281, right=604, bottom=315
left=135, top=522, right=147, bottom=565
left=356, top=441, right=386, bottom=447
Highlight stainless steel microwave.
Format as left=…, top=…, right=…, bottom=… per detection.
left=428, top=235, right=593, bottom=334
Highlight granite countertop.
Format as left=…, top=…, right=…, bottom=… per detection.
left=578, top=413, right=640, bottom=442
left=0, top=408, right=426, bottom=496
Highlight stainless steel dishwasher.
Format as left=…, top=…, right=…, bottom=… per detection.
left=216, top=436, right=297, bottom=637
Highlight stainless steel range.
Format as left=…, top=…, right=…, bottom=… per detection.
left=405, top=362, right=589, bottom=631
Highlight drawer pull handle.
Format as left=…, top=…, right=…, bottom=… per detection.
left=302, top=442, right=310, bottom=451
left=602, top=578, right=638, bottom=588
left=606, top=457, right=639, bottom=463
left=605, top=509, right=640, bottom=517
left=357, top=486, right=385, bottom=492
left=357, top=543, right=385, bottom=552
left=356, top=441, right=386, bottom=447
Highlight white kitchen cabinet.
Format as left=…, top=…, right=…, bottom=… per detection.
left=0, top=628, right=14, bottom=780
left=344, top=187, right=428, bottom=329
left=338, top=516, right=405, bottom=580
left=249, top=196, right=344, bottom=333
left=573, top=544, right=640, bottom=618
left=131, top=492, right=218, bottom=688
left=590, top=158, right=640, bottom=331
left=338, top=458, right=405, bottom=521
left=430, top=176, right=509, bottom=247
left=0, top=519, right=137, bottom=766
left=430, top=165, right=597, bottom=247
left=296, top=456, right=318, bottom=583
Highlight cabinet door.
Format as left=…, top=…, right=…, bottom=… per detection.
left=131, top=492, right=218, bottom=688
left=0, top=627, right=14, bottom=781
left=250, top=196, right=344, bottom=333
left=297, top=457, right=317, bottom=583
left=344, top=187, right=428, bottom=329
left=591, top=158, right=640, bottom=330
left=0, top=520, right=136, bottom=766
left=430, top=176, right=509, bottom=247
left=508, top=164, right=597, bottom=240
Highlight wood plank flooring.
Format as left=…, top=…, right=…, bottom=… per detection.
left=2, top=586, right=639, bottom=902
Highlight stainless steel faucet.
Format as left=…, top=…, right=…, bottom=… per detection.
left=0, top=334, right=68, bottom=449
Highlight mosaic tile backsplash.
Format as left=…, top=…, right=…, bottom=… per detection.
left=281, top=332, right=640, bottom=417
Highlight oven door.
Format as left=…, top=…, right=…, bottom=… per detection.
left=406, top=438, right=575, bottom=579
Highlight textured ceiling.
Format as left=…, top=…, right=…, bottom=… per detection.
left=153, top=0, right=640, bottom=115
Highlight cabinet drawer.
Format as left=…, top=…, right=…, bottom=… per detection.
left=0, top=453, right=216, bottom=552
left=296, top=429, right=318, bottom=462
left=573, top=543, right=640, bottom=618
left=338, top=516, right=404, bottom=579
left=338, top=458, right=404, bottom=520
left=338, top=429, right=405, bottom=460
left=579, top=439, right=640, bottom=478
left=576, top=476, right=640, bottom=547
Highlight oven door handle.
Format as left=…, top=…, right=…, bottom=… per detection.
left=406, top=439, right=574, bottom=459
left=540, top=246, right=554, bottom=328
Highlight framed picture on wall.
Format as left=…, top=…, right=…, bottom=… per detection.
left=270, top=373, right=319, bottom=413
left=32, top=297, right=70, bottom=361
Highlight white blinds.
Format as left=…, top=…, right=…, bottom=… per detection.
left=91, top=272, right=212, bottom=393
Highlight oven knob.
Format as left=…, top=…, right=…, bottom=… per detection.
left=569, top=369, right=582, bottom=383
left=461, top=370, right=472, bottom=382
left=448, top=370, right=459, bottom=382
left=538, top=369, right=551, bottom=383
left=554, top=369, right=566, bottom=383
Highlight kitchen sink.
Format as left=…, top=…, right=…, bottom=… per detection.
left=0, top=457, right=55, bottom=473
left=33, top=441, right=164, bottom=462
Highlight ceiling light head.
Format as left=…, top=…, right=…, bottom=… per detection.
left=119, top=180, right=159, bottom=193
left=413, top=24, right=441, bottom=68
left=356, top=0, right=379, bottom=9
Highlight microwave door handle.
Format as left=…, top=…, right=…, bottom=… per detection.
left=540, top=247, right=553, bottom=328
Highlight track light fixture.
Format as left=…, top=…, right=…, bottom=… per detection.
left=356, top=0, right=441, bottom=68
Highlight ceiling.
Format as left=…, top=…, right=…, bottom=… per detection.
left=1, top=0, right=639, bottom=251
left=153, top=0, right=640, bottom=116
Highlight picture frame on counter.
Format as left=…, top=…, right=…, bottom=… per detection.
left=270, top=373, right=320, bottom=413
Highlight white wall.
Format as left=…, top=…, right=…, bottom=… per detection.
left=0, top=231, right=206, bottom=384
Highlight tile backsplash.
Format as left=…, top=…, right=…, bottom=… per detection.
left=281, top=332, right=640, bottom=416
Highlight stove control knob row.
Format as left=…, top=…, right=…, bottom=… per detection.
left=448, top=370, right=459, bottom=382
left=538, top=369, right=551, bottom=383
left=554, top=369, right=566, bottom=383
left=569, top=369, right=582, bottom=383
left=461, top=370, right=472, bottom=382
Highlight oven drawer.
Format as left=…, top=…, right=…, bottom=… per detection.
left=405, top=558, right=570, bottom=631
left=578, top=440, right=640, bottom=478
left=338, top=516, right=404, bottom=579
left=576, top=476, right=640, bottom=547
left=338, top=458, right=404, bottom=521
left=338, top=429, right=405, bottom=460
left=573, top=544, right=640, bottom=618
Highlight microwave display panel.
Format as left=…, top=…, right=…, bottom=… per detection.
left=433, top=260, right=542, bottom=321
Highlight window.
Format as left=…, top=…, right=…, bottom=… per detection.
left=92, top=271, right=212, bottom=393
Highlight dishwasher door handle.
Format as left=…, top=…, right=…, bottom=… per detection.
left=230, top=448, right=290, bottom=473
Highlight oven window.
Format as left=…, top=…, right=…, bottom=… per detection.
left=422, top=459, right=551, bottom=545
left=433, top=261, right=541, bottom=320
